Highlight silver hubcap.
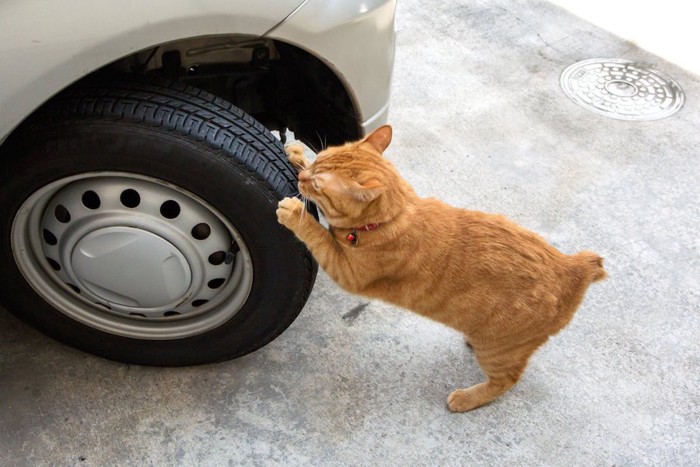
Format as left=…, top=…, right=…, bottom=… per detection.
left=71, top=227, right=192, bottom=308
left=12, top=173, right=253, bottom=339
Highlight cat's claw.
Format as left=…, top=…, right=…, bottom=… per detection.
left=285, top=144, right=309, bottom=172
left=276, top=196, right=305, bottom=229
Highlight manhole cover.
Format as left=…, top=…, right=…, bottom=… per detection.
left=560, top=58, right=684, bottom=121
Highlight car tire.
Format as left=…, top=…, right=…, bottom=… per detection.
left=0, top=77, right=317, bottom=366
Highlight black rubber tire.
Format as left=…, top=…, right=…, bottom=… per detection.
left=0, top=77, right=317, bottom=366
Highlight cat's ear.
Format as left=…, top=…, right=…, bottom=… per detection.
left=364, top=125, right=393, bottom=153
left=349, top=179, right=387, bottom=203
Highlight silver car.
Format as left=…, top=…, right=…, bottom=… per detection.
left=0, top=0, right=396, bottom=365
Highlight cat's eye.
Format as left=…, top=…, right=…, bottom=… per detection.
left=312, top=178, right=321, bottom=190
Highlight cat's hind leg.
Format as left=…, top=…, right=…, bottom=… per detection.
left=447, top=340, right=544, bottom=412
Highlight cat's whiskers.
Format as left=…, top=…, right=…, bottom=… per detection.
left=290, top=191, right=310, bottom=225
left=306, top=138, right=319, bottom=154
left=314, top=130, right=328, bottom=152
left=300, top=195, right=312, bottom=224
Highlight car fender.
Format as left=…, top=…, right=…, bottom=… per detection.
left=0, top=0, right=304, bottom=143
left=266, top=0, right=396, bottom=133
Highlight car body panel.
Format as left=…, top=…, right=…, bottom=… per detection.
left=267, top=0, right=396, bottom=133
left=0, top=0, right=304, bottom=143
left=0, top=0, right=396, bottom=144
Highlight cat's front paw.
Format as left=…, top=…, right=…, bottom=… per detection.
left=276, top=196, right=306, bottom=231
left=285, top=144, right=309, bottom=172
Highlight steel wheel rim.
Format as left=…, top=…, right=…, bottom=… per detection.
left=11, top=172, right=253, bottom=340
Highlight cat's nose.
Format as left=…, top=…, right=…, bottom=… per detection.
left=299, top=170, right=311, bottom=182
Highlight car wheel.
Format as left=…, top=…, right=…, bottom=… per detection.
left=0, top=77, right=316, bottom=366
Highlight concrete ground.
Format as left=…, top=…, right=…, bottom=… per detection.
left=1, top=0, right=698, bottom=465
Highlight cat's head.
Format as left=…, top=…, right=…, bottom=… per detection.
left=297, top=125, right=412, bottom=228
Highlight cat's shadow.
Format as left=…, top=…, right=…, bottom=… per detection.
left=283, top=289, right=485, bottom=412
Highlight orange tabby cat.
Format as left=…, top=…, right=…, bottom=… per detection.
left=277, top=125, right=607, bottom=412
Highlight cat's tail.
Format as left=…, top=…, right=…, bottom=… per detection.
left=573, top=250, right=608, bottom=283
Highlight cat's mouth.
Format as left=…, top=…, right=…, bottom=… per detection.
left=296, top=180, right=321, bottom=211
left=297, top=182, right=313, bottom=201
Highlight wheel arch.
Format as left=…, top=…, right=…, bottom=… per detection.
left=1, top=34, right=363, bottom=151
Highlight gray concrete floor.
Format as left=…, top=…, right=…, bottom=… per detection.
left=2, top=0, right=698, bottom=465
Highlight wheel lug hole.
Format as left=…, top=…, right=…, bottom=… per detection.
left=191, top=223, right=211, bottom=240
left=208, top=278, right=225, bottom=289
left=42, top=229, right=58, bottom=245
left=54, top=204, right=71, bottom=223
left=120, top=189, right=141, bottom=208
left=208, top=251, right=226, bottom=265
left=46, top=257, right=61, bottom=271
left=81, top=190, right=101, bottom=209
left=192, top=299, right=209, bottom=307
left=160, top=200, right=181, bottom=219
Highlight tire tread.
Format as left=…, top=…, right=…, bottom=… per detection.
left=28, top=77, right=298, bottom=197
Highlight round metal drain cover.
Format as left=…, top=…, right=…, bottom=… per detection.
left=560, top=58, right=684, bottom=120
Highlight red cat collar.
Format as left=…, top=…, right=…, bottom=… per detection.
left=346, top=223, right=379, bottom=246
